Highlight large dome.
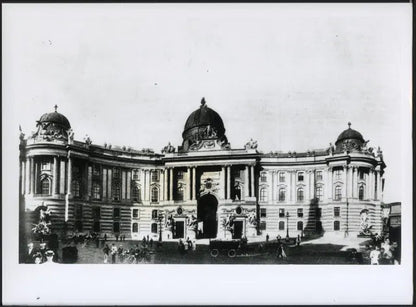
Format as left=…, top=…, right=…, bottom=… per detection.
left=183, top=98, right=225, bottom=137
left=38, top=106, right=71, bottom=130
left=181, top=98, right=229, bottom=152
left=335, top=122, right=365, bottom=152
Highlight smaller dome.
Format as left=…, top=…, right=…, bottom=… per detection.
left=38, top=105, right=71, bottom=130
left=335, top=122, right=364, bottom=144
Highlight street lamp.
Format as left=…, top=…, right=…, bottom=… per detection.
left=158, top=212, right=164, bottom=242
left=286, top=211, right=290, bottom=239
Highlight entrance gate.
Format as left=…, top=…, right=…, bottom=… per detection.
left=197, top=194, right=218, bottom=239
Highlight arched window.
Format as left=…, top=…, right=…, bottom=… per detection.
left=334, top=220, right=340, bottom=231
left=41, top=178, right=50, bottom=195
left=151, top=223, right=158, bottom=234
left=297, top=188, right=304, bottom=202
left=334, top=185, right=342, bottom=201
left=132, top=223, right=138, bottom=233
left=92, top=182, right=101, bottom=200
left=260, top=188, right=267, bottom=202
left=152, top=210, right=158, bottom=219
left=359, top=185, right=365, bottom=200
left=315, top=186, right=323, bottom=201
left=297, top=221, right=303, bottom=231
left=279, top=188, right=286, bottom=201
left=279, top=221, right=285, bottom=230
left=72, top=180, right=80, bottom=198
left=151, top=187, right=159, bottom=203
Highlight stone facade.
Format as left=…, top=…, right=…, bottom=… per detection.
left=19, top=101, right=386, bottom=241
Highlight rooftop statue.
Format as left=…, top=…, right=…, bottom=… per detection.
left=162, top=142, right=175, bottom=153
left=245, top=138, right=258, bottom=150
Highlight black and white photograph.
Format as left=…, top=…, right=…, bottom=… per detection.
left=2, top=3, right=412, bottom=305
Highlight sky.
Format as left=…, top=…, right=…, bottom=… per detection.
left=3, top=4, right=412, bottom=204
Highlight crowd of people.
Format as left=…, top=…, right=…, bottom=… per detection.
left=368, top=233, right=400, bottom=265
left=177, top=237, right=197, bottom=255
left=25, top=241, right=58, bottom=264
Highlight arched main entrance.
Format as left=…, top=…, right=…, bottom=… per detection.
left=197, top=194, right=218, bottom=239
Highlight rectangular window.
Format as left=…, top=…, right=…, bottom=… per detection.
left=132, top=209, right=138, bottom=218
left=93, top=207, right=101, bottom=220
left=113, top=222, right=120, bottom=233
left=316, top=171, right=323, bottom=181
left=92, top=182, right=101, bottom=200
left=75, top=204, right=83, bottom=220
left=260, top=172, right=267, bottom=182
left=132, top=169, right=139, bottom=180
left=113, top=208, right=120, bottom=219
left=132, top=223, right=138, bottom=233
left=41, top=161, right=50, bottom=171
left=334, top=220, right=340, bottom=231
left=113, top=168, right=121, bottom=179
left=359, top=169, right=365, bottom=180
left=334, top=169, right=342, bottom=180
left=177, top=170, right=184, bottom=180
left=279, top=172, right=285, bottom=183
left=316, top=186, right=323, bottom=201
left=260, top=221, right=266, bottom=230
left=93, top=221, right=100, bottom=232
left=297, top=208, right=303, bottom=218
left=260, top=208, right=267, bottom=218
left=334, top=207, right=340, bottom=217
left=279, top=221, right=285, bottom=230
left=93, top=164, right=100, bottom=176
left=151, top=170, right=159, bottom=182
left=298, top=172, right=304, bottom=182
left=74, top=221, right=83, bottom=232
left=279, top=208, right=285, bottom=218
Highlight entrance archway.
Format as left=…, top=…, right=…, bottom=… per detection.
left=197, top=194, right=218, bottom=239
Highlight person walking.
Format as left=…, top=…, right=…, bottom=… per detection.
left=276, top=240, right=283, bottom=259
left=103, top=244, right=110, bottom=264
left=266, top=234, right=269, bottom=243
left=149, top=238, right=153, bottom=248
left=296, top=234, right=301, bottom=247
left=111, top=243, right=117, bottom=264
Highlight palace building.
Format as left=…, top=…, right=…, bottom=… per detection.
left=19, top=99, right=386, bottom=241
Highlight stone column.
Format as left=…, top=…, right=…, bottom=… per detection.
left=220, top=166, right=226, bottom=200
left=25, top=157, right=31, bottom=194
left=145, top=170, right=150, bottom=202
left=160, top=170, right=165, bottom=201
left=121, top=170, right=126, bottom=200
left=343, top=165, right=347, bottom=199
left=329, top=168, right=334, bottom=200
left=103, top=168, right=107, bottom=199
left=33, top=160, right=38, bottom=194
left=244, top=165, right=249, bottom=199
left=305, top=171, right=310, bottom=201
left=139, top=169, right=144, bottom=202
left=126, top=170, right=131, bottom=200
left=67, top=157, right=73, bottom=196
left=226, top=165, right=231, bottom=200
left=164, top=168, right=168, bottom=201
left=347, top=166, right=353, bottom=198
left=107, top=168, right=112, bottom=199
left=187, top=167, right=192, bottom=201
left=30, top=157, right=35, bottom=194
left=87, top=165, right=92, bottom=198
left=370, top=169, right=374, bottom=200
left=60, top=159, right=66, bottom=194
left=21, top=160, right=26, bottom=195
left=192, top=167, right=196, bottom=201
left=288, top=171, right=292, bottom=202
left=169, top=168, right=173, bottom=201
left=351, top=167, right=355, bottom=198
left=53, top=157, right=58, bottom=195
left=250, top=165, right=255, bottom=198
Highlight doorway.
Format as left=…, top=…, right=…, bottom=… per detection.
left=197, top=194, right=218, bottom=238
left=233, top=221, right=243, bottom=239
left=174, top=221, right=184, bottom=239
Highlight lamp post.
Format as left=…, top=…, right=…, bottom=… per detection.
left=158, top=212, right=163, bottom=242
left=286, top=211, right=290, bottom=239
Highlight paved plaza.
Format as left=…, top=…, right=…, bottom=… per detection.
left=54, top=236, right=375, bottom=265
